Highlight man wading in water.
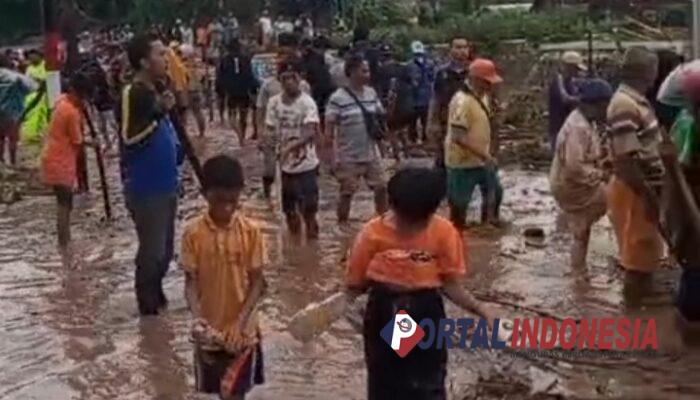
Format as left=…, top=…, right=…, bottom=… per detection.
left=122, top=35, right=182, bottom=316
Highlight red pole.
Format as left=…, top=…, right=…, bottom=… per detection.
left=42, top=0, right=62, bottom=107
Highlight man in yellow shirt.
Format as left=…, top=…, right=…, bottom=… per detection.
left=445, top=59, right=503, bottom=230
left=180, top=44, right=207, bottom=137
left=181, top=155, right=266, bottom=398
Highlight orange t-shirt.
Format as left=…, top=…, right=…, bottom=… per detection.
left=346, top=214, right=467, bottom=290
left=41, top=94, right=84, bottom=188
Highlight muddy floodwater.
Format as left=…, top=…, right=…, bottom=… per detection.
left=0, top=123, right=699, bottom=400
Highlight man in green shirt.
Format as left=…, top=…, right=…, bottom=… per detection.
left=667, top=70, right=700, bottom=321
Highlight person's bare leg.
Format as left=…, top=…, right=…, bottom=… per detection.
left=57, top=203, right=72, bottom=264
left=337, top=194, right=353, bottom=223
left=194, top=105, right=206, bottom=137
left=286, top=212, right=302, bottom=236
left=571, top=225, right=592, bottom=269
left=449, top=203, right=467, bottom=231
left=304, top=212, right=319, bottom=240
left=374, top=187, right=388, bottom=215
left=0, top=133, right=6, bottom=164
left=9, top=133, right=17, bottom=166
left=218, top=96, right=226, bottom=124
left=251, top=106, right=259, bottom=140
left=238, top=106, right=248, bottom=146
left=208, top=91, right=215, bottom=122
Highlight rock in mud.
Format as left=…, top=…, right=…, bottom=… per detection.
left=529, top=366, right=558, bottom=395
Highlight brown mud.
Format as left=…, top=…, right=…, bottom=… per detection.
left=0, top=119, right=698, bottom=400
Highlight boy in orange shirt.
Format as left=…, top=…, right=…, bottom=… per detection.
left=41, top=73, right=93, bottom=264
left=346, top=167, right=496, bottom=400
left=181, top=155, right=266, bottom=399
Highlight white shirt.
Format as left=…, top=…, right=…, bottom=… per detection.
left=275, top=21, right=294, bottom=34
left=260, top=17, right=273, bottom=35
left=181, top=27, right=194, bottom=46
left=266, top=92, right=320, bottom=174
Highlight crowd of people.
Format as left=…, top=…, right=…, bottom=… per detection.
left=547, top=48, right=700, bottom=324
left=1, top=10, right=700, bottom=400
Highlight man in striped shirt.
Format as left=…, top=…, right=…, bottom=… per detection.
left=606, top=47, right=666, bottom=273
left=325, top=54, right=388, bottom=223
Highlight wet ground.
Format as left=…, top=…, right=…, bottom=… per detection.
left=0, top=119, right=699, bottom=400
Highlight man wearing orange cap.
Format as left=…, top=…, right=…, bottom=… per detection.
left=445, top=58, right=503, bottom=229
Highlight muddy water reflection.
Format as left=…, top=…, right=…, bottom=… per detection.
left=0, top=133, right=698, bottom=399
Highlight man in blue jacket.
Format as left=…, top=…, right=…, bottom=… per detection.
left=122, top=35, right=183, bottom=316
left=408, top=41, right=435, bottom=144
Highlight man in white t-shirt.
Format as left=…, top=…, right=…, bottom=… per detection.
left=259, top=10, right=273, bottom=48
left=266, top=62, right=321, bottom=239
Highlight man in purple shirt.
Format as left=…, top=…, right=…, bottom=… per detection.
left=548, top=51, right=586, bottom=152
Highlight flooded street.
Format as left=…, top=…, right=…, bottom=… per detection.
left=1, top=122, right=699, bottom=400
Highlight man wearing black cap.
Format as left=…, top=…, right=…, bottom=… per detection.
left=429, top=36, right=472, bottom=169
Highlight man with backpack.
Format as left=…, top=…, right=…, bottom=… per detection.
left=325, top=55, right=388, bottom=223
left=445, top=59, right=504, bottom=230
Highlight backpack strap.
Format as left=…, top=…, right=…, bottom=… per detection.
left=460, top=83, right=492, bottom=119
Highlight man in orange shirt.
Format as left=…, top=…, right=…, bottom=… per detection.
left=40, top=73, right=93, bottom=264
left=345, top=167, right=496, bottom=400
left=181, top=155, right=266, bottom=398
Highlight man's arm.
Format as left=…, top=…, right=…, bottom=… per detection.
left=608, top=101, right=654, bottom=199
left=15, top=71, right=38, bottom=91
left=556, top=74, right=579, bottom=106
left=184, top=271, right=201, bottom=318
left=563, top=124, right=604, bottom=186
left=282, top=101, right=320, bottom=155
left=452, top=125, right=494, bottom=165
left=324, top=97, right=339, bottom=164
left=282, top=122, right=318, bottom=156
left=442, top=279, right=496, bottom=328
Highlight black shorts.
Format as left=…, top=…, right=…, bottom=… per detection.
left=364, top=285, right=447, bottom=400
left=227, top=95, right=250, bottom=109
left=281, top=168, right=319, bottom=215
left=678, top=268, right=700, bottom=321
left=194, top=344, right=265, bottom=396
left=53, top=186, right=73, bottom=210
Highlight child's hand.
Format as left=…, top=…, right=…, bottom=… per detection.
left=480, top=305, right=499, bottom=330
